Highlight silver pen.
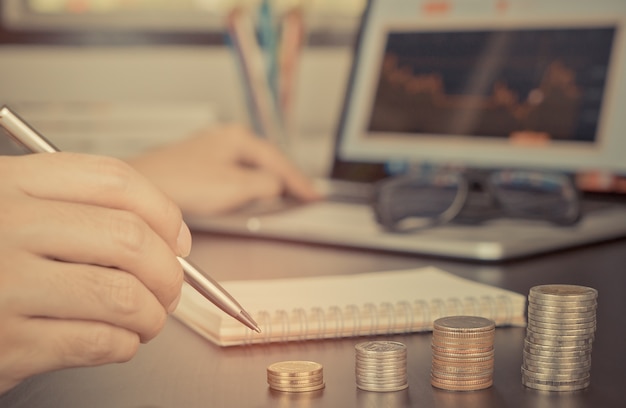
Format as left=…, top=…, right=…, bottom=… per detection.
left=0, top=105, right=261, bottom=333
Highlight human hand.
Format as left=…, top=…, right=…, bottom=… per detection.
left=126, top=124, right=321, bottom=216
left=0, top=152, right=191, bottom=395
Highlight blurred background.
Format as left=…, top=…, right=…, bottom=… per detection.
left=0, top=0, right=364, bottom=171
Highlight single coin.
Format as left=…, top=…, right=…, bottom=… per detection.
left=269, top=383, right=326, bottom=392
left=527, top=318, right=596, bottom=331
left=529, top=285, right=598, bottom=301
left=431, top=376, right=493, bottom=391
left=527, top=303, right=597, bottom=314
left=356, top=353, right=407, bottom=363
left=432, top=337, right=495, bottom=348
left=267, top=361, right=323, bottom=377
left=357, top=382, right=409, bottom=392
left=268, top=374, right=324, bottom=385
left=526, top=325, right=596, bottom=337
left=431, top=362, right=493, bottom=374
left=355, top=341, right=407, bottom=355
left=433, top=331, right=495, bottom=340
left=527, top=308, right=597, bottom=320
left=433, top=316, right=495, bottom=333
left=522, top=350, right=591, bottom=364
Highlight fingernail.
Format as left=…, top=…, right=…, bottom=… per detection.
left=177, top=222, right=192, bottom=257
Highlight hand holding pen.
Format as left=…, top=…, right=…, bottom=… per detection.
left=0, top=106, right=259, bottom=394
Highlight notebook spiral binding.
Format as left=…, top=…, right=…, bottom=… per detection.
left=240, top=295, right=514, bottom=345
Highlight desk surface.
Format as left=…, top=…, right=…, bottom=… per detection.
left=1, top=232, right=625, bottom=408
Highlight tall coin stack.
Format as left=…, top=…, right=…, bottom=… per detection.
left=355, top=341, right=408, bottom=392
left=522, top=284, right=598, bottom=392
left=267, top=361, right=325, bottom=392
left=430, top=316, right=496, bottom=391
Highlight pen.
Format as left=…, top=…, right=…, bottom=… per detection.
left=0, top=105, right=261, bottom=333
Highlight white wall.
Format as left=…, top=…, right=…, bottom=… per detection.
left=0, top=45, right=352, bottom=161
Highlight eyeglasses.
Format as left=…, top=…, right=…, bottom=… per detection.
left=372, top=168, right=581, bottom=232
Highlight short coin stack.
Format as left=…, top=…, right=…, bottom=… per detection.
left=430, top=316, right=496, bottom=391
left=355, top=341, right=408, bottom=392
left=267, top=361, right=325, bottom=392
left=522, top=284, right=598, bottom=392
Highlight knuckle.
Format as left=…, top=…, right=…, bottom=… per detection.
left=100, top=272, right=168, bottom=341
left=67, top=326, right=139, bottom=365
left=93, top=156, right=135, bottom=195
left=102, top=273, right=144, bottom=315
left=107, top=211, right=147, bottom=254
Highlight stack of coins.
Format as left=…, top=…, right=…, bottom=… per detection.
left=355, top=341, right=408, bottom=392
left=267, top=361, right=325, bottom=392
left=522, top=284, right=598, bottom=392
left=430, top=316, right=496, bottom=391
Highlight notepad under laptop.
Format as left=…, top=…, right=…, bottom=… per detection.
left=186, top=0, right=626, bottom=261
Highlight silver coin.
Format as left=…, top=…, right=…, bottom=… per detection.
left=525, top=332, right=594, bottom=345
left=356, top=368, right=407, bottom=377
left=356, top=373, right=408, bottom=381
left=356, top=352, right=407, bottom=361
left=527, top=326, right=596, bottom=338
left=528, top=295, right=598, bottom=309
left=523, top=345, right=593, bottom=358
left=528, top=316, right=596, bottom=330
left=355, top=341, right=407, bottom=355
left=523, top=353, right=591, bottom=366
left=527, top=311, right=597, bottom=323
left=522, top=363, right=591, bottom=377
left=527, top=311, right=597, bottom=324
left=527, top=301, right=597, bottom=313
left=528, top=302, right=598, bottom=319
left=529, top=285, right=598, bottom=301
left=521, top=374, right=591, bottom=387
left=433, top=316, right=495, bottom=333
left=521, top=366, right=590, bottom=381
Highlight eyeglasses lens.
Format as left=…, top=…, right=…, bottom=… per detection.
left=489, top=170, right=580, bottom=224
left=375, top=172, right=464, bottom=230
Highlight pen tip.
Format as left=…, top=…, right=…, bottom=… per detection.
left=240, top=309, right=262, bottom=333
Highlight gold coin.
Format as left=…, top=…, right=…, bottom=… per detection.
left=267, top=361, right=323, bottom=377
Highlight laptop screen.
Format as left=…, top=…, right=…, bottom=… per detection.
left=332, top=0, right=626, bottom=182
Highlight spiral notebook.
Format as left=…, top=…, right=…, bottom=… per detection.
left=173, top=266, right=526, bottom=346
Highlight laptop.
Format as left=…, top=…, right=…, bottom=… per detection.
left=186, top=0, right=626, bottom=261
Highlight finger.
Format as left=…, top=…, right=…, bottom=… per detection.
left=229, top=129, right=322, bottom=201
left=208, top=169, right=284, bottom=210
left=13, top=199, right=183, bottom=311
left=12, top=153, right=190, bottom=257
left=5, top=255, right=167, bottom=342
left=3, top=317, right=140, bottom=384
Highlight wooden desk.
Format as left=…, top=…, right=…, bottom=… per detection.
left=1, top=232, right=625, bottom=408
